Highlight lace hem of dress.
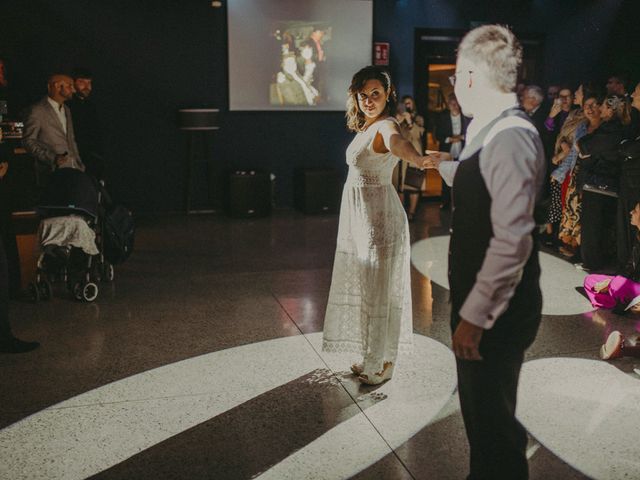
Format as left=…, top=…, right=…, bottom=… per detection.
left=322, top=337, right=414, bottom=355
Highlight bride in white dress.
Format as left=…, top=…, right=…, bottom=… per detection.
left=322, top=66, right=430, bottom=385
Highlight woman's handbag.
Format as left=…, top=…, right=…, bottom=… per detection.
left=403, top=166, right=425, bottom=190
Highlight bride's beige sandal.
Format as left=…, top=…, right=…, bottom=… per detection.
left=358, top=362, right=394, bottom=385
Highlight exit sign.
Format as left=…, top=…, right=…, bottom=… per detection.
left=373, top=42, right=390, bottom=66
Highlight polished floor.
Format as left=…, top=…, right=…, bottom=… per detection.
left=1, top=203, right=640, bottom=479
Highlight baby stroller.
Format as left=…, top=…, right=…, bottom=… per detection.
left=28, top=168, right=114, bottom=302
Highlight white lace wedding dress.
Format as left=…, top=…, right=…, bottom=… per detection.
left=322, top=117, right=413, bottom=377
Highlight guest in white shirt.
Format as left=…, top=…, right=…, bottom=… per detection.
left=434, top=93, right=470, bottom=209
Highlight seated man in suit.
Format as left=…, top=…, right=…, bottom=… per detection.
left=434, top=93, right=470, bottom=209
left=23, top=73, right=85, bottom=186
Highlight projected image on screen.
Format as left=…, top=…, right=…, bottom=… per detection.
left=270, top=23, right=331, bottom=107
left=228, top=0, right=372, bottom=111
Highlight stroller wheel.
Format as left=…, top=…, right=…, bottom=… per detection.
left=82, top=282, right=99, bottom=302
left=38, top=280, right=53, bottom=301
left=102, top=263, right=115, bottom=283
left=28, top=282, right=41, bottom=303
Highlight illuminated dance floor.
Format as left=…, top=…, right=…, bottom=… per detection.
left=1, top=206, right=639, bottom=479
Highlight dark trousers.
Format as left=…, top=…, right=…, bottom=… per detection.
left=617, top=193, right=635, bottom=270
left=441, top=178, right=451, bottom=206
left=0, top=221, right=21, bottom=296
left=581, top=190, right=617, bottom=270
left=0, top=236, right=13, bottom=339
left=456, top=352, right=528, bottom=480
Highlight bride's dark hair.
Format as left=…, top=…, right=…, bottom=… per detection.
left=345, top=66, right=397, bottom=132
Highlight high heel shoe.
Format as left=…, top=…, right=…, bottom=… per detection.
left=358, top=362, right=394, bottom=385
left=600, top=331, right=624, bottom=360
left=600, top=331, right=640, bottom=360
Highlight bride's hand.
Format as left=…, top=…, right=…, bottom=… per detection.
left=422, top=151, right=451, bottom=169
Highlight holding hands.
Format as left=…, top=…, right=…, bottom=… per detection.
left=422, top=151, right=452, bottom=170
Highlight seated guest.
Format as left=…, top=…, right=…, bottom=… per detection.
left=23, top=74, right=85, bottom=186
left=577, top=94, right=630, bottom=270
left=584, top=202, right=640, bottom=311
left=68, top=68, right=105, bottom=180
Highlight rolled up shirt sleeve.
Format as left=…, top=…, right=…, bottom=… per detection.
left=438, top=160, right=459, bottom=187
left=459, top=126, right=544, bottom=329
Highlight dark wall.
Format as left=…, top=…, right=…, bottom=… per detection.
left=1, top=0, right=637, bottom=213
left=375, top=0, right=631, bottom=97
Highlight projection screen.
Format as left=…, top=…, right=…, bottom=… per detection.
left=228, top=0, right=373, bottom=111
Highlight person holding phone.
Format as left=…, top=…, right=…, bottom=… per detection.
left=544, top=87, right=574, bottom=152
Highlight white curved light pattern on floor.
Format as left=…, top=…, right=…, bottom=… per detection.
left=517, top=358, right=640, bottom=479
left=410, top=235, right=593, bottom=315
left=256, top=333, right=457, bottom=480
left=0, top=333, right=456, bottom=480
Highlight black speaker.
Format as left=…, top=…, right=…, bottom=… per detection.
left=224, top=170, right=271, bottom=218
left=293, top=167, right=342, bottom=214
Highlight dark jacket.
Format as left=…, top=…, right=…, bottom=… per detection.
left=67, top=94, right=104, bottom=179
left=434, top=110, right=470, bottom=155
left=576, top=119, right=625, bottom=190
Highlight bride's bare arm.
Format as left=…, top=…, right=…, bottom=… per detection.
left=374, top=120, right=428, bottom=168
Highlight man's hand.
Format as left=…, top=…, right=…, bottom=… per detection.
left=449, top=134, right=464, bottom=144
left=422, top=151, right=451, bottom=169
left=0, top=161, right=8, bottom=179
left=452, top=318, right=484, bottom=361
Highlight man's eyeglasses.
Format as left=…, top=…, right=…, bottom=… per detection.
left=449, top=71, right=473, bottom=86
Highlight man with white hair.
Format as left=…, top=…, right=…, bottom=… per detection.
left=520, top=84, right=547, bottom=136
left=23, top=73, right=85, bottom=185
left=425, top=25, right=545, bottom=479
